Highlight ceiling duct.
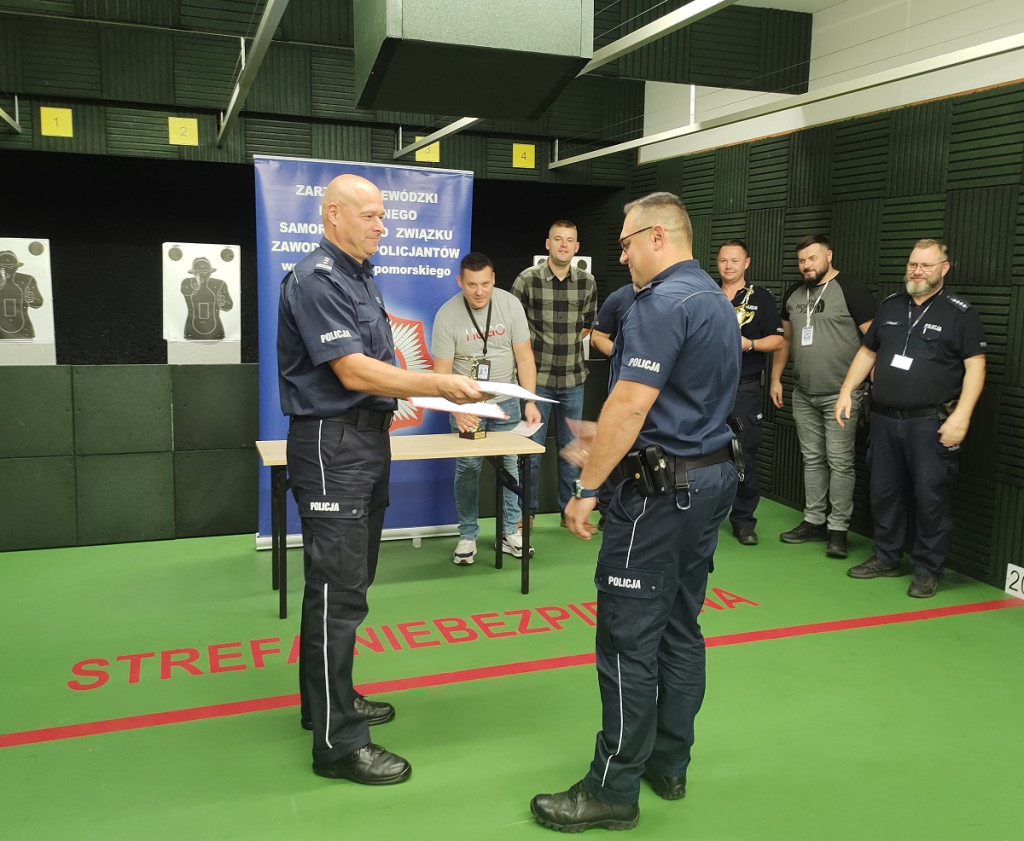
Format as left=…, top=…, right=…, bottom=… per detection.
left=353, top=0, right=593, bottom=119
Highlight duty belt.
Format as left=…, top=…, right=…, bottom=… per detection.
left=872, top=405, right=938, bottom=419
left=295, top=408, right=393, bottom=430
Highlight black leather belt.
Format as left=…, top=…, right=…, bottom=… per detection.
left=668, top=446, right=732, bottom=473
left=295, top=408, right=393, bottom=429
left=872, top=405, right=937, bottom=419
left=613, top=446, right=731, bottom=487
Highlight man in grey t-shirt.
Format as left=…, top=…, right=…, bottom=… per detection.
left=770, top=235, right=876, bottom=559
left=432, top=252, right=542, bottom=566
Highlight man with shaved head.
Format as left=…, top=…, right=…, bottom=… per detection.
left=278, top=173, right=484, bottom=785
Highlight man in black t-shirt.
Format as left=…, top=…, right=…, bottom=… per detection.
left=716, top=240, right=784, bottom=545
left=835, top=239, right=986, bottom=598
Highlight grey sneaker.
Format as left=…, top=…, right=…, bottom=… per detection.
left=501, top=532, right=534, bottom=558
left=453, top=538, right=476, bottom=566
left=847, top=556, right=901, bottom=579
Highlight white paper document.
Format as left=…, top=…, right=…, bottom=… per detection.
left=409, top=397, right=509, bottom=419
left=511, top=420, right=544, bottom=437
left=475, top=381, right=558, bottom=403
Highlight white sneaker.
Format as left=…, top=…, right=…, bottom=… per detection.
left=453, top=538, right=477, bottom=566
left=501, top=532, right=535, bottom=558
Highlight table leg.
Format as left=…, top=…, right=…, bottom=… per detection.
left=492, top=456, right=504, bottom=570
left=271, top=465, right=288, bottom=619
left=519, top=453, right=531, bottom=594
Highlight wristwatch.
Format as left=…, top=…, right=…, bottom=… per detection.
left=572, top=479, right=600, bottom=499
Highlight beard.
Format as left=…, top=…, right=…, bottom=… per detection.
left=802, top=266, right=828, bottom=288
left=906, top=275, right=942, bottom=298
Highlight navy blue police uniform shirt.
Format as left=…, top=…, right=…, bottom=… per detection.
left=278, top=237, right=398, bottom=418
left=611, top=259, right=741, bottom=457
left=593, top=283, right=637, bottom=341
left=730, top=284, right=784, bottom=379
left=863, top=288, right=986, bottom=410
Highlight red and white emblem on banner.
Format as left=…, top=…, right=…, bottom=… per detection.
left=388, top=313, right=431, bottom=430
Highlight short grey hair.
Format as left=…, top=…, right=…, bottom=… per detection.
left=623, top=192, right=693, bottom=245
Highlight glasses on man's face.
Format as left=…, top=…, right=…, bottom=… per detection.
left=618, top=226, right=653, bottom=253
left=907, top=262, right=941, bottom=273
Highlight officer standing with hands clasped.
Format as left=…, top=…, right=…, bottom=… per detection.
left=529, top=192, right=740, bottom=832
left=835, top=239, right=986, bottom=598
left=277, top=173, right=484, bottom=785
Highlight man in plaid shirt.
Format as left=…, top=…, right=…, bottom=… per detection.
left=512, top=220, right=598, bottom=528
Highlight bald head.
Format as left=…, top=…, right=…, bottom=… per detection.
left=321, top=174, right=386, bottom=262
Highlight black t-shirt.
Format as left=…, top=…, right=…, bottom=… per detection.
left=863, top=288, right=986, bottom=409
left=730, top=283, right=784, bottom=379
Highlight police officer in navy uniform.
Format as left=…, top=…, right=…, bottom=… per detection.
left=835, top=239, right=986, bottom=598
left=278, top=174, right=483, bottom=784
left=716, top=239, right=784, bottom=545
left=530, top=192, right=739, bottom=832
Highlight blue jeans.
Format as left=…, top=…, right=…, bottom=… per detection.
left=450, top=397, right=522, bottom=539
left=524, top=384, right=584, bottom=515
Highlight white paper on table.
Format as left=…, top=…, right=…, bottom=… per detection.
left=409, top=396, right=509, bottom=419
left=511, top=420, right=544, bottom=438
left=475, top=380, right=558, bottom=403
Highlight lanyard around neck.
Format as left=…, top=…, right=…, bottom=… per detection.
left=805, top=279, right=831, bottom=326
left=463, top=296, right=492, bottom=355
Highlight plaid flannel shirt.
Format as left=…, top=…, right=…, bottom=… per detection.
left=511, top=260, right=597, bottom=388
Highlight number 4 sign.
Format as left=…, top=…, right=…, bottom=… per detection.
left=1005, top=563, right=1024, bottom=600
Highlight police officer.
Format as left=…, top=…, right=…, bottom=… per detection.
left=277, top=173, right=483, bottom=784
left=716, top=239, right=784, bottom=545
left=835, top=239, right=986, bottom=598
left=530, top=192, right=739, bottom=832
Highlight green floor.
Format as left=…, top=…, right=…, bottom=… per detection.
left=3, top=500, right=1023, bottom=840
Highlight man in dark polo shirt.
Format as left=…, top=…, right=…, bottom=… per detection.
left=716, top=239, right=784, bottom=546
left=529, top=192, right=739, bottom=833
left=278, top=173, right=483, bottom=784
left=835, top=239, right=986, bottom=598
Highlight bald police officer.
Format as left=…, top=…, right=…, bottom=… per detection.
left=278, top=173, right=483, bottom=784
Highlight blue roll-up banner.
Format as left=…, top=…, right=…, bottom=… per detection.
left=254, top=156, right=474, bottom=545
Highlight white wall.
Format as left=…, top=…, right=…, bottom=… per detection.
left=639, top=0, right=1024, bottom=163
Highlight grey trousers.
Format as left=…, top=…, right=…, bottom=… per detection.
left=791, top=386, right=865, bottom=531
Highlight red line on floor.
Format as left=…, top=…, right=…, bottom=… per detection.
left=2, top=597, right=1020, bottom=749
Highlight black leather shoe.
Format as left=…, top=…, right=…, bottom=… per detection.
left=780, top=520, right=828, bottom=543
left=643, top=767, right=686, bottom=801
left=825, top=530, right=848, bottom=558
left=734, top=527, right=758, bottom=546
left=312, top=743, right=411, bottom=785
left=301, top=695, right=395, bottom=730
left=908, top=574, right=939, bottom=598
left=847, top=556, right=902, bottom=579
left=354, top=694, right=395, bottom=725
left=530, top=781, right=639, bottom=832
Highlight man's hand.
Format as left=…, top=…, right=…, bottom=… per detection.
left=523, top=400, right=542, bottom=426
left=563, top=496, right=598, bottom=540
left=437, top=375, right=486, bottom=404
left=834, top=393, right=852, bottom=428
left=452, top=412, right=480, bottom=433
left=938, top=412, right=969, bottom=448
left=561, top=419, right=597, bottom=468
left=770, top=380, right=784, bottom=409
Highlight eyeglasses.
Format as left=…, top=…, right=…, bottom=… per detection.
left=618, top=226, right=653, bottom=252
left=906, top=262, right=942, bottom=272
